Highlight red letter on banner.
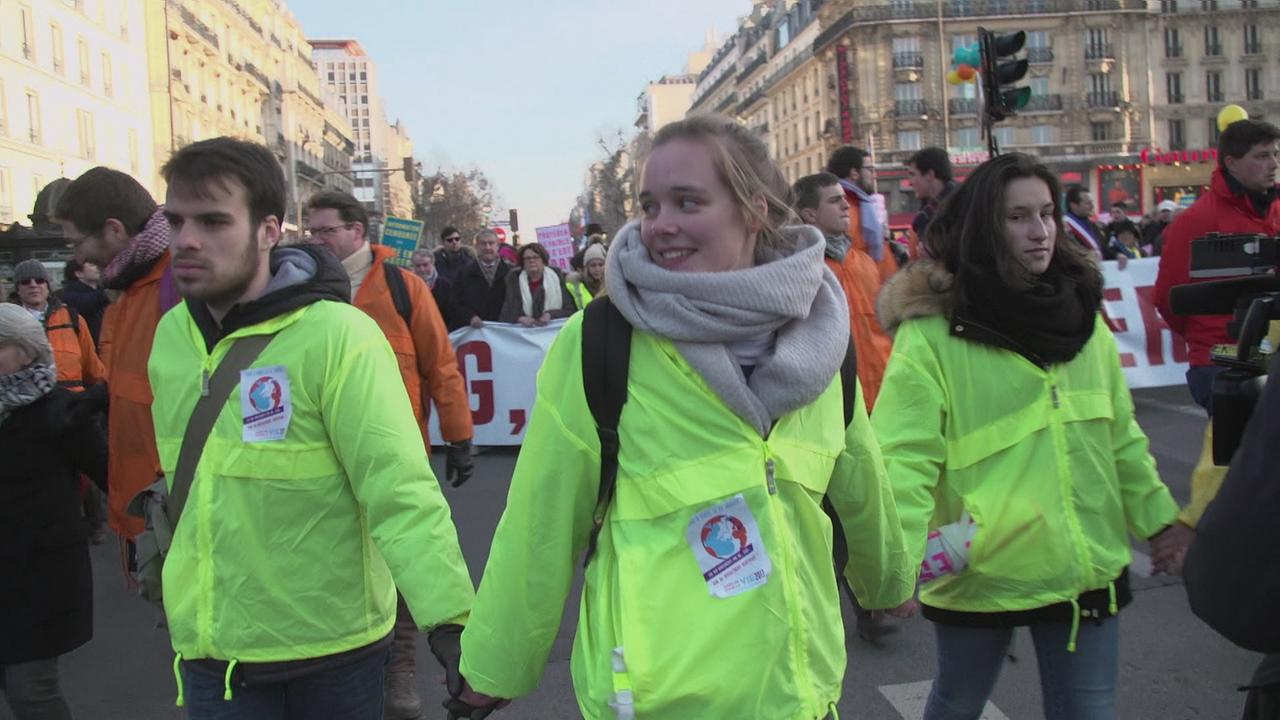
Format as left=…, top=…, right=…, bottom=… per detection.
left=456, top=340, right=495, bottom=425
left=1135, top=285, right=1190, bottom=365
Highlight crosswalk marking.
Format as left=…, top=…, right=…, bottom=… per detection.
left=878, top=680, right=1011, bottom=719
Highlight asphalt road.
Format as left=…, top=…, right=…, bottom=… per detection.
left=2, top=385, right=1261, bottom=720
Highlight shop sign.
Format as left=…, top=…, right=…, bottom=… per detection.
left=1140, top=147, right=1218, bottom=165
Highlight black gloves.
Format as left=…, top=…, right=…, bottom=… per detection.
left=445, top=439, right=474, bottom=488
left=427, top=624, right=499, bottom=719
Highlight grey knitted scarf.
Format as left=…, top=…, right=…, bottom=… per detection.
left=606, top=220, right=850, bottom=437
left=0, top=362, right=56, bottom=428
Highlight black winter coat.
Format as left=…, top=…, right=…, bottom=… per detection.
left=56, top=279, right=110, bottom=346
left=450, top=260, right=513, bottom=330
left=0, top=386, right=108, bottom=664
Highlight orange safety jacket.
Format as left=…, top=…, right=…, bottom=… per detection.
left=99, top=253, right=172, bottom=538
left=355, top=244, right=473, bottom=448
left=825, top=252, right=893, bottom=411
left=43, top=303, right=105, bottom=390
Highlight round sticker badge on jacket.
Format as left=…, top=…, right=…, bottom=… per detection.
left=240, top=365, right=292, bottom=442
left=686, top=494, right=772, bottom=598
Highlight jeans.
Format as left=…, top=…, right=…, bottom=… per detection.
left=924, top=617, right=1120, bottom=720
left=1186, top=365, right=1224, bottom=415
left=181, top=648, right=389, bottom=720
left=0, top=658, right=73, bottom=720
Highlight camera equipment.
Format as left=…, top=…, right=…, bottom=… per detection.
left=1169, top=233, right=1279, bottom=463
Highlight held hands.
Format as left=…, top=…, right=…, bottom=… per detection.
left=1149, top=522, right=1195, bottom=576
left=426, top=624, right=510, bottom=720
left=517, top=316, right=536, bottom=328
left=470, top=316, right=485, bottom=329
left=885, top=597, right=919, bottom=619
left=445, top=440, right=475, bottom=488
left=537, top=313, right=552, bottom=327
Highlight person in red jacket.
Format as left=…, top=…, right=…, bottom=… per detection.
left=1154, top=119, right=1280, bottom=411
left=305, top=190, right=474, bottom=720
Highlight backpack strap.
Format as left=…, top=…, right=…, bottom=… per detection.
left=166, top=333, right=276, bottom=528
left=43, top=304, right=81, bottom=337
left=581, top=296, right=632, bottom=568
left=383, top=262, right=414, bottom=330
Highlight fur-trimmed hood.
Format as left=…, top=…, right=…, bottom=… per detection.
left=876, top=259, right=955, bottom=334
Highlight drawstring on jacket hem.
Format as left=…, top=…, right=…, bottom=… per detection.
left=223, top=659, right=239, bottom=701
left=1067, top=598, right=1081, bottom=653
left=1108, top=581, right=1118, bottom=615
left=172, top=653, right=185, bottom=707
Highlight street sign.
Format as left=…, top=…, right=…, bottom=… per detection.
left=380, top=216, right=424, bottom=267
left=492, top=226, right=508, bottom=243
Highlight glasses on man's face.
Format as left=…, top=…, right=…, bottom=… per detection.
left=304, top=223, right=355, bottom=241
left=412, top=262, right=432, bottom=271
left=18, top=277, right=48, bottom=286
left=443, top=236, right=461, bottom=244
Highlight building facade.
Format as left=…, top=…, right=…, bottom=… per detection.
left=151, top=0, right=334, bottom=236
left=310, top=39, right=399, bottom=228
left=683, top=0, right=1280, bottom=228
left=0, top=0, right=154, bottom=226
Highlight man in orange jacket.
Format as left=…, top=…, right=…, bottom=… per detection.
left=55, top=168, right=175, bottom=548
left=829, top=145, right=898, bottom=286
left=10, top=259, right=105, bottom=390
left=305, top=190, right=474, bottom=720
left=794, top=171, right=898, bottom=644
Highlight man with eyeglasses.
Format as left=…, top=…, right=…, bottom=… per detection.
left=305, top=190, right=475, bottom=720
left=9, top=259, right=105, bottom=392
left=432, top=226, right=476, bottom=286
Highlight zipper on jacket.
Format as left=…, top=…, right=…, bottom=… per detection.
left=201, top=370, right=210, bottom=397
left=765, top=457, right=777, bottom=495
left=1050, top=384, right=1060, bottom=409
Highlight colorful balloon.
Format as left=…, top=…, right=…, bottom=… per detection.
left=1217, top=104, right=1249, bottom=132
left=957, top=64, right=977, bottom=81
left=947, top=70, right=964, bottom=86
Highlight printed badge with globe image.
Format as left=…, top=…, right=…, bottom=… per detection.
left=249, top=376, right=283, bottom=415
left=700, top=515, right=749, bottom=559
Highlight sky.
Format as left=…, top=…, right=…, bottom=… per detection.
left=289, top=0, right=751, bottom=233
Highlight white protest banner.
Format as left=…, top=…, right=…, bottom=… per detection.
left=536, top=223, right=576, bottom=271
left=428, top=320, right=567, bottom=446
left=1101, top=257, right=1190, bottom=389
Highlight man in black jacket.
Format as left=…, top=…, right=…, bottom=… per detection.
left=56, top=259, right=111, bottom=347
left=432, top=226, right=476, bottom=286
left=451, top=229, right=511, bottom=330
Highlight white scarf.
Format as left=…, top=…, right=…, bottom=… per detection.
left=607, top=221, right=850, bottom=437
left=518, top=269, right=563, bottom=317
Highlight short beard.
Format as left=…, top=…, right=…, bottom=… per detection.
left=182, top=224, right=263, bottom=309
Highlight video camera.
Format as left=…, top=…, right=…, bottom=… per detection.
left=1169, top=232, right=1279, bottom=463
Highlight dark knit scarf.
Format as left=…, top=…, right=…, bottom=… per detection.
left=960, top=264, right=1100, bottom=365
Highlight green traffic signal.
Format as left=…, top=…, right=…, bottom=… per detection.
left=1003, top=86, right=1033, bottom=110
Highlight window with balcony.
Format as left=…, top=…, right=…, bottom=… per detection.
left=898, top=130, right=922, bottom=151
left=21, top=5, right=36, bottom=61
left=1085, top=28, right=1111, bottom=59
left=893, top=37, right=923, bottom=69
left=1204, top=26, right=1221, bottom=56
left=102, top=52, right=113, bottom=97
left=26, top=91, right=41, bottom=145
left=1246, top=68, right=1263, bottom=100
left=1027, top=31, right=1052, bottom=63
left=1206, top=71, right=1223, bottom=102
left=1169, top=118, right=1186, bottom=150
left=1167, top=72, right=1184, bottom=103
left=1241, top=0, right=1258, bottom=6
left=994, top=127, right=1015, bottom=148
left=1164, top=28, right=1182, bottom=57
left=0, top=167, right=12, bottom=223
left=953, top=126, right=979, bottom=149
left=1091, top=122, right=1111, bottom=141
left=1088, top=73, right=1116, bottom=107
left=50, top=24, right=65, bottom=74
left=1031, top=77, right=1050, bottom=96
left=1209, top=118, right=1222, bottom=145
left=895, top=82, right=925, bottom=116
left=77, top=38, right=90, bottom=86
left=1031, top=125, right=1054, bottom=144
left=1201, top=0, right=1217, bottom=8
left=1244, top=24, right=1261, bottom=55
left=1161, top=0, right=1178, bottom=10
left=891, top=0, right=917, bottom=17
left=77, top=109, right=95, bottom=160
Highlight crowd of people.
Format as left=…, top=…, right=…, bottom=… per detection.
left=0, top=114, right=1276, bottom=720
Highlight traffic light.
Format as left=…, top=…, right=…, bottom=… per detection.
left=509, top=208, right=519, bottom=232
left=402, top=157, right=416, bottom=184
left=979, top=27, right=1030, bottom=152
